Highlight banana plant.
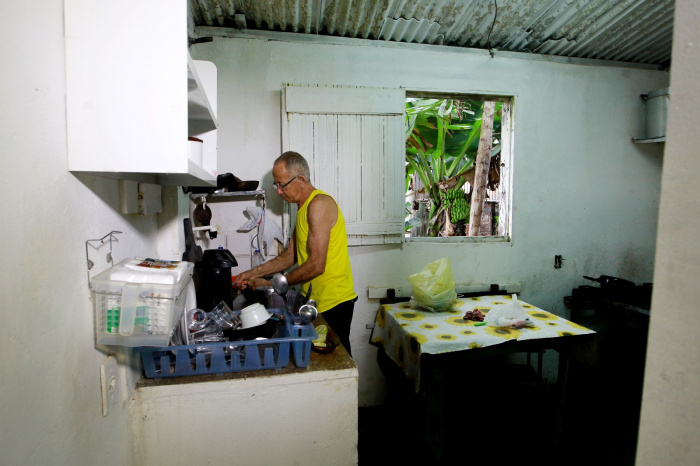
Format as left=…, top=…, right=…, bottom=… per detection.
left=405, top=98, right=501, bottom=236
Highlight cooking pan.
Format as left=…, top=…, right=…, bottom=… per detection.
left=583, top=275, right=635, bottom=289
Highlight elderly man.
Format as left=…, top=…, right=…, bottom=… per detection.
left=233, top=151, right=357, bottom=355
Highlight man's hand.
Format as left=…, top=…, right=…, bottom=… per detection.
left=232, top=270, right=253, bottom=290
left=233, top=271, right=271, bottom=293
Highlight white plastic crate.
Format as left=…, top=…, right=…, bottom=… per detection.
left=91, top=258, right=194, bottom=347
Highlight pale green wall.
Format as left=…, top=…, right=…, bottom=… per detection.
left=192, top=35, right=668, bottom=404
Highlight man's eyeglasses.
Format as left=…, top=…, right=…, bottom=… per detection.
left=272, top=175, right=298, bottom=191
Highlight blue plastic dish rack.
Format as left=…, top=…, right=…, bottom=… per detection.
left=135, top=309, right=318, bottom=380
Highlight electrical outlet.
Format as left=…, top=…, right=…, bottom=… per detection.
left=100, top=355, right=121, bottom=417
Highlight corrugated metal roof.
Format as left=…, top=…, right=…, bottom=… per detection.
left=190, top=0, right=674, bottom=69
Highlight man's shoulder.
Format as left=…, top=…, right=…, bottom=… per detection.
left=310, top=191, right=337, bottom=206
left=308, top=191, right=339, bottom=218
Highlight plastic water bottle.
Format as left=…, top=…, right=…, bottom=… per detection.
left=251, top=249, right=264, bottom=268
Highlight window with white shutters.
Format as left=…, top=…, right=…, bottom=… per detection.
left=281, top=84, right=405, bottom=246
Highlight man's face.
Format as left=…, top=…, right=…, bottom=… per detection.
left=272, top=163, right=301, bottom=204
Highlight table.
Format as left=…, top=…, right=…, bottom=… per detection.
left=370, top=295, right=596, bottom=461
left=371, top=294, right=595, bottom=390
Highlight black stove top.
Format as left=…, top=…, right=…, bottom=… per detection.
left=566, top=275, right=653, bottom=324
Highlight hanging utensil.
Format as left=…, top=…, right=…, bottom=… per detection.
left=193, top=202, right=212, bottom=226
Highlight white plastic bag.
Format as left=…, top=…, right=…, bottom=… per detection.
left=486, top=294, right=534, bottom=328
left=237, top=206, right=284, bottom=259
left=407, top=257, right=458, bottom=312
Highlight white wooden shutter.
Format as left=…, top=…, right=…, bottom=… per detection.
left=281, top=84, right=405, bottom=246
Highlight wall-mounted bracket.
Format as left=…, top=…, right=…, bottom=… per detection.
left=85, top=230, right=122, bottom=288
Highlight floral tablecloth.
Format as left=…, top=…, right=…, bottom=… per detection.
left=370, top=295, right=595, bottom=390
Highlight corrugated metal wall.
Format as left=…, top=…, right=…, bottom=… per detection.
left=190, top=0, right=674, bottom=67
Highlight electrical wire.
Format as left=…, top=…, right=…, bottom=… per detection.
left=486, top=0, right=498, bottom=52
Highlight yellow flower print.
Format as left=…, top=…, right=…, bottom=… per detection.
left=528, top=311, right=558, bottom=321
left=484, top=326, right=521, bottom=339
left=452, top=300, right=466, bottom=308
left=436, top=334, right=457, bottom=341
left=394, top=341, right=406, bottom=368
left=445, top=316, right=471, bottom=326
left=400, top=323, right=409, bottom=327
left=420, top=323, right=439, bottom=331
left=491, top=302, right=505, bottom=306
left=469, top=342, right=482, bottom=349
left=409, top=332, right=428, bottom=345
left=460, top=329, right=476, bottom=337
left=446, top=308, right=462, bottom=314
left=371, top=336, right=384, bottom=345
left=399, top=303, right=414, bottom=310
left=521, top=304, right=535, bottom=309
left=394, top=311, right=425, bottom=322
left=567, top=321, right=592, bottom=331
left=468, top=297, right=482, bottom=301
left=407, top=333, right=427, bottom=364
left=376, top=305, right=390, bottom=328
left=558, top=331, right=576, bottom=337
left=504, top=295, right=513, bottom=300
left=546, top=322, right=558, bottom=326
left=387, top=326, right=394, bottom=342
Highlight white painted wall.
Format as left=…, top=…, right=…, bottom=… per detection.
left=0, top=1, right=161, bottom=464
left=636, top=0, right=700, bottom=463
left=133, top=369, right=359, bottom=465
left=191, top=34, right=668, bottom=405
left=6, top=0, right=694, bottom=462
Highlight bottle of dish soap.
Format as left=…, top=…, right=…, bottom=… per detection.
left=251, top=249, right=264, bottom=268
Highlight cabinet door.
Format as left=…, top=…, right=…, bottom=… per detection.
left=65, top=0, right=215, bottom=186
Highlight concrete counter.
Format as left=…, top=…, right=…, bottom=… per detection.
left=131, top=315, right=359, bottom=465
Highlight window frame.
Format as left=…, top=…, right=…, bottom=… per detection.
left=403, top=90, right=515, bottom=243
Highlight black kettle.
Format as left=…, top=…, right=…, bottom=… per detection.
left=197, top=248, right=238, bottom=311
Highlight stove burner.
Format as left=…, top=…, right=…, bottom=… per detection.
left=566, top=276, right=652, bottom=324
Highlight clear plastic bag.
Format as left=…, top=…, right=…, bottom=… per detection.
left=407, top=257, right=458, bottom=312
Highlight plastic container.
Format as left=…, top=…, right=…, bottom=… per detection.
left=251, top=249, right=264, bottom=268
left=91, top=258, right=194, bottom=347
left=645, top=87, right=669, bottom=139
left=135, top=309, right=317, bottom=380
left=188, top=137, right=203, bottom=166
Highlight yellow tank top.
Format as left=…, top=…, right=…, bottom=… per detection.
left=295, top=190, right=357, bottom=312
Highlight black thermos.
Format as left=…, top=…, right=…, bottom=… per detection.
left=197, top=248, right=238, bottom=311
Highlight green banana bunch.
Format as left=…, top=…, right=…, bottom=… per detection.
left=450, top=197, right=470, bottom=223
left=439, top=187, right=463, bottom=207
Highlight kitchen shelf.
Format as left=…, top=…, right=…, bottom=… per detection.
left=187, top=55, right=217, bottom=136
left=189, top=190, right=266, bottom=199
left=632, top=136, right=665, bottom=143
